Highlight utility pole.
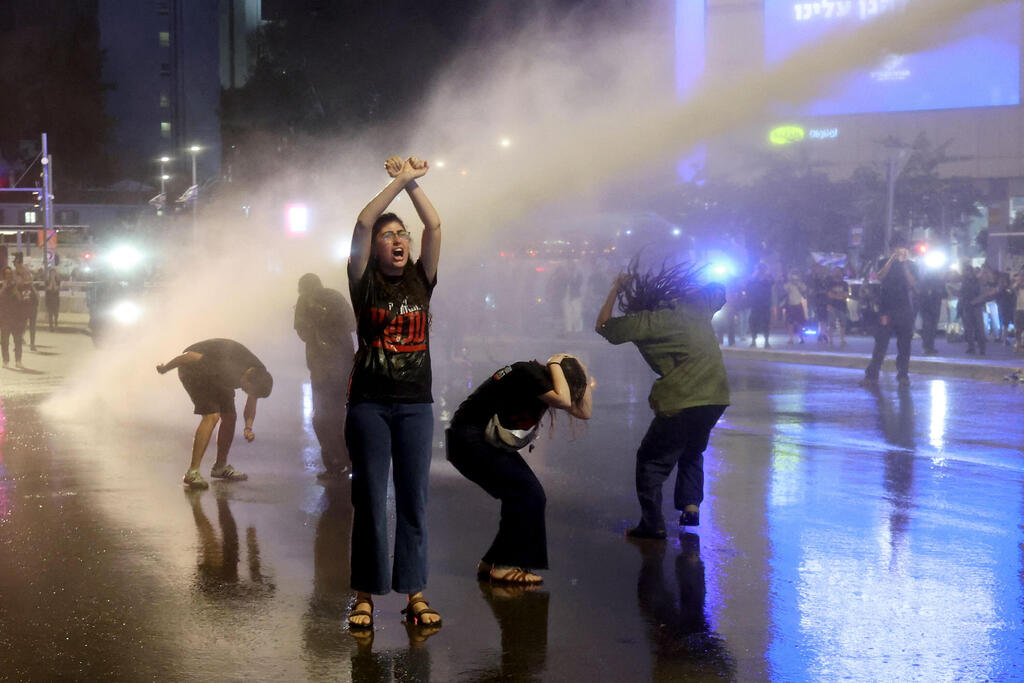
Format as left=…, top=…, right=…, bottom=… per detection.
left=42, top=133, right=55, bottom=269
left=0, top=133, right=52, bottom=266
left=883, top=139, right=910, bottom=249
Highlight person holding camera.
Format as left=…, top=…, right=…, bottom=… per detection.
left=861, top=235, right=918, bottom=387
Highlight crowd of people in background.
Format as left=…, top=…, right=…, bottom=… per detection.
left=713, top=246, right=1024, bottom=359
left=0, top=251, right=62, bottom=368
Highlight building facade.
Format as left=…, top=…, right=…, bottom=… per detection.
left=98, top=0, right=222, bottom=189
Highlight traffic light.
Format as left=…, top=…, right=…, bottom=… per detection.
left=914, top=242, right=928, bottom=255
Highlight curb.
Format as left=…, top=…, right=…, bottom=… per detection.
left=721, top=347, right=1019, bottom=383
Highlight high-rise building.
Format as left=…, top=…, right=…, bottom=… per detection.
left=220, top=0, right=263, bottom=90
left=99, top=0, right=222, bottom=188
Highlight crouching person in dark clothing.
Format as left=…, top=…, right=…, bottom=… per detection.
left=294, top=272, right=356, bottom=481
left=156, top=338, right=273, bottom=489
left=596, top=261, right=730, bottom=539
left=447, top=354, right=591, bottom=585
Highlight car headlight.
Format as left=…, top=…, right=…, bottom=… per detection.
left=109, top=300, right=142, bottom=325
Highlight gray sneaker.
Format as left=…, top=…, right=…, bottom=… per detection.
left=183, top=469, right=209, bottom=489
left=210, top=464, right=248, bottom=481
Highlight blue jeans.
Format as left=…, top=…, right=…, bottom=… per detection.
left=345, top=401, right=434, bottom=595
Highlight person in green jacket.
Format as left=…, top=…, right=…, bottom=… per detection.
left=596, top=262, right=730, bottom=539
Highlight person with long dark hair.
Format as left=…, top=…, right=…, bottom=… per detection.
left=596, top=260, right=730, bottom=539
left=447, top=353, right=592, bottom=585
left=345, top=155, right=442, bottom=632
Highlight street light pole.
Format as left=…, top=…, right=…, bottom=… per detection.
left=159, top=156, right=169, bottom=196
left=41, top=133, right=54, bottom=269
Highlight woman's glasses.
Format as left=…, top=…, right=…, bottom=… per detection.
left=379, top=229, right=411, bottom=241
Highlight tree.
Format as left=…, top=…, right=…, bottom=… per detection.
left=0, top=12, right=112, bottom=197
left=892, top=133, right=982, bottom=241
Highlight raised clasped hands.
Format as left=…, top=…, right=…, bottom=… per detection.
left=385, top=155, right=429, bottom=181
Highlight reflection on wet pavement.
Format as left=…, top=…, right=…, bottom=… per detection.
left=3, top=354, right=1024, bottom=680
left=188, top=489, right=275, bottom=599
left=632, top=533, right=734, bottom=680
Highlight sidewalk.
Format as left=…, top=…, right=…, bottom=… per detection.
left=1, top=314, right=93, bottom=397
left=465, top=327, right=1024, bottom=384
left=720, top=332, right=1024, bottom=382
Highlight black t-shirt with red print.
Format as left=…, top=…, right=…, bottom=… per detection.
left=452, top=360, right=555, bottom=430
left=349, top=259, right=436, bottom=404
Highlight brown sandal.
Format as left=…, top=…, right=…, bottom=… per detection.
left=402, top=597, right=442, bottom=627
left=488, top=566, right=544, bottom=585
left=348, top=597, right=374, bottom=631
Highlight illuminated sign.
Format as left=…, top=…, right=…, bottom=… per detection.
left=793, top=0, right=903, bottom=24
left=765, top=0, right=1021, bottom=115
left=286, top=203, right=309, bottom=235
left=769, top=125, right=806, bottom=145
left=808, top=127, right=839, bottom=139
left=770, top=125, right=839, bottom=145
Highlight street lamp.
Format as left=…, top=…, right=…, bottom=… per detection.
left=158, top=156, right=170, bottom=194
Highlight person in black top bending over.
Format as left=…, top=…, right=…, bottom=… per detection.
left=156, top=338, right=273, bottom=489
left=346, top=155, right=442, bottom=632
left=861, top=235, right=917, bottom=387
left=447, top=354, right=592, bottom=585
left=294, top=272, right=356, bottom=481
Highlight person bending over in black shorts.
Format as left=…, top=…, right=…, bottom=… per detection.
left=156, top=338, right=273, bottom=489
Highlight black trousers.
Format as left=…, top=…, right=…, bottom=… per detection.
left=635, top=405, right=727, bottom=532
left=27, top=303, right=37, bottom=348
left=920, top=304, right=940, bottom=352
left=865, top=316, right=914, bottom=379
left=311, top=380, right=348, bottom=473
left=963, top=306, right=986, bottom=352
left=446, top=424, right=548, bottom=570
left=749, top=305, right=771, bottom=338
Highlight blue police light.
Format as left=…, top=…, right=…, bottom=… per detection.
left=707, top=259, right=736, bottom=282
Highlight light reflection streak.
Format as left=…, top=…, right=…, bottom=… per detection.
left=793, top=545, right=997, bottom=681
left=928, top=379, right=947, bottom=456
left=0, top=395, right=7, bottom=520
left=769, top=391, right=807, bottom=508
left=300, top=381, right=318, bottom=470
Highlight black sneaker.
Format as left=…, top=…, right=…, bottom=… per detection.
left=858, top=377, right=879, bottom=388
left=625, top=526, right=666, bottom=540
left=679, top=509, right=700, bottom=526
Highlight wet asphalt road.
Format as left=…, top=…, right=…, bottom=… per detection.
left=2, top=337, right=1024, bottom=682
